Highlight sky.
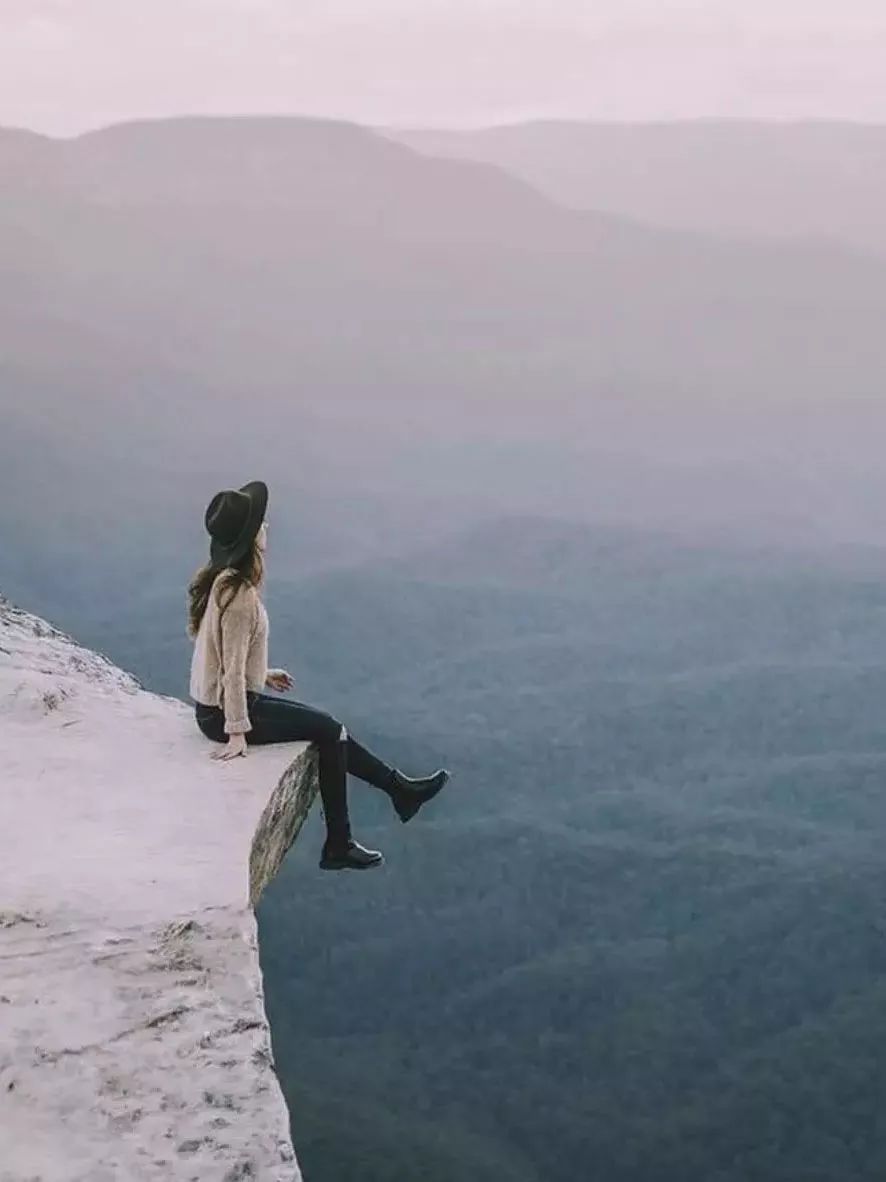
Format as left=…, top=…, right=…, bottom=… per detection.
left=2, top=0, right=886, bottom=135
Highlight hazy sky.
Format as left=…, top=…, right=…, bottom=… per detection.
left=3, top=0, right=886, bottom=135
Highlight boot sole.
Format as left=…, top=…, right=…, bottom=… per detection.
left=319, top=855, right=385, bottom=871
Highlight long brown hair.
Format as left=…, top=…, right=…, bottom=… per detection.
left=187, top=539, right=265, bottom=638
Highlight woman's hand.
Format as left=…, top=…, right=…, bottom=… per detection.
left=211, top=733, right=248, bottom=760
left=265, top=668, right=294, bottom=692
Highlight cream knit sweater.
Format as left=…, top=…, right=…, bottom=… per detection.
left=189, top=570, right=269, bottom=734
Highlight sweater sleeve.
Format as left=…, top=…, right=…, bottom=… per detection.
left=218, top=588, right=256, bottom=735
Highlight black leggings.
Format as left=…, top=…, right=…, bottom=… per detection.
left=195, top=690, right=397, bottom=847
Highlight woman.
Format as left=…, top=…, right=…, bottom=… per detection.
left=188, top=479, right=450, bottom=871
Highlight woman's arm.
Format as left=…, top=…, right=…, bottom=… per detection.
left=218, top=590, right=256, bottom=736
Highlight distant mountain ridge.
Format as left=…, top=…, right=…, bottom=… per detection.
left=5, top=111, right=886, bottom=634
left=0, top=115, right=573, bottom=244
left=385, top=119, right=886, bottom=253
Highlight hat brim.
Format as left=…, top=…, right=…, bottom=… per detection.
left=209, top=479, right=268, bottom=568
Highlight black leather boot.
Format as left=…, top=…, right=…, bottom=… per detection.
left=320, top=838, right=385, bottom=871
left=317, top=738, right=384, bottom=871
left=388, top=767, right=451, bottom=824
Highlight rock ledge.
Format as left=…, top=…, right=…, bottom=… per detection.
left=0, top=595, right=313, bottom=1181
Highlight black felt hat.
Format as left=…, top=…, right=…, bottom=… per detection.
left=204, top=480, right=268, bottom=568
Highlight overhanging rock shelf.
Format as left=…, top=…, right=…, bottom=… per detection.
left=0, top=594, right=315, bottom=1181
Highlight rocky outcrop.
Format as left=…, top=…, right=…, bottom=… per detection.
left=0, top=594, right=315, bottom=1181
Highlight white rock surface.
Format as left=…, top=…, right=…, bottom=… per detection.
left=0, top=594, right=316, bottom=1181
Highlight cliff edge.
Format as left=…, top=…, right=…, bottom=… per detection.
left=0, top=594, right=315, bottom=1181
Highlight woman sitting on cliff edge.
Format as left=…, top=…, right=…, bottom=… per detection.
left=187, top=479, right=450, bottom=872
